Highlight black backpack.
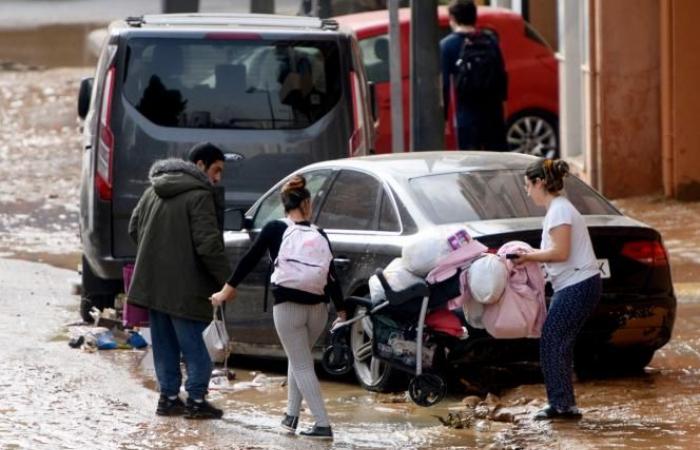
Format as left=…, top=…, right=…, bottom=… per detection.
left=454, top=30, right=507, bottom=103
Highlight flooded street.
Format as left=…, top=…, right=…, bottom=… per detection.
left=1, top=257, right=700, bottom=449
left=2, top=27, right=700, bottom=450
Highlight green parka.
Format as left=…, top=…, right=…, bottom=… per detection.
left=127, top=159, right=231, bottom=323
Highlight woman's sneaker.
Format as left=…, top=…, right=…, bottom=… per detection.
left=156, top=395, right=186, bottom=416
left=299, top=424, right=333, bottom=440
left=533, top=405, right=582, bottom=421
left=185, top=398, right=224, bottom=420
left=281, top=414, right=299, bottom=432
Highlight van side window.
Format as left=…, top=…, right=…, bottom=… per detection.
left=123, top=38, right=341, bottom=130
left=317, top=170, right=381, bottom=231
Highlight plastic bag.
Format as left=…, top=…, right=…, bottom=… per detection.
left=369, top=258, right=425, bottom=302
left=402, top=227, right=466, bottom=276
left=202, top=305, right=230, bottom=363
left=467, top=254, right=508, bottom=304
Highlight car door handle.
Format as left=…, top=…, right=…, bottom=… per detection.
left=333, top=257, right=351, bottom=268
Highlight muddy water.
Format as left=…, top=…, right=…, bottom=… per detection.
left=0, top=24, right=100, bottom=69
left=3, top=258, right=700, bottom=449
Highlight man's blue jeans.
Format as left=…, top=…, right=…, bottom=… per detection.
left=149, top=309, right=212, bottom=400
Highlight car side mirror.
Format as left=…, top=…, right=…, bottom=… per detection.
left=223, top=208, right=248, bottom=231
left=78, top=77, right=94, bottom=119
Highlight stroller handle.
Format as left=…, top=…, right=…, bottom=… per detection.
left=374, top=268, right=430, bottom=305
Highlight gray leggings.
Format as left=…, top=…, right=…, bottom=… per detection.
left=273, top=302, right=330, bottom=427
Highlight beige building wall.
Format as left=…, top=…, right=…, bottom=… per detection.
left=592, top=0, right=662, bottom=198
left=661, top=0, right=700, bottom=200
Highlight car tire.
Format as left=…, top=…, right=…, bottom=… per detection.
left=506, top=110, right=559, bottom=159
left=349, top=305, right=408, bottom=392
left=574, top=348, right=655, bottom=379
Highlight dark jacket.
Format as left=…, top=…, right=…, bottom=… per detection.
left=127, top=159, right=231, bottom=323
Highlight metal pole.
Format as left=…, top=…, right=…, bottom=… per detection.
left=388, top=0, right=404, bottom=153
left=251, top=0, right=275, bottom=14
left=410, top=0, right=444, bottom=151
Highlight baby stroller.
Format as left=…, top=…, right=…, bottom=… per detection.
left=323, top=269, right=463, bottom=407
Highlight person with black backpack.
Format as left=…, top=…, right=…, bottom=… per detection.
left=441, top=0, right=508, bottom=151
left=210, top=175, right=346, bottom=440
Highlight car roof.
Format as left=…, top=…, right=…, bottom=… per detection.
left=111, top=13, right=344, bottom=35
left=304, top=151, right=537, bottom=181
left=335, top=6, right=520, bottom=32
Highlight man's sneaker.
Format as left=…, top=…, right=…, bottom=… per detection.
left=533, top=405, right=582, bottom=421
left=299, top=424, right=333, bottom=439
left=185, top=398, right=224, bottom=420
left=156, top=395, right=187, bottom=416
left=281, top=414, right=299, bottom=432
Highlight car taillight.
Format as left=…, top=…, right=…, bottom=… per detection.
left=621, top=240, right=669, bottom=267
left=96, top=66, right=115, bottom=201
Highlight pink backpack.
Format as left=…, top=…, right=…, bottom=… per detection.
left=270, top=219, right=333, bottom=295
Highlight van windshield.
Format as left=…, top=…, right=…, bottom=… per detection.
left=123, top=37, right=341, bottom=129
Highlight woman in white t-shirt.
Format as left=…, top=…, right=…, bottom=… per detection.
left=512, top=158, right=602, bottom=421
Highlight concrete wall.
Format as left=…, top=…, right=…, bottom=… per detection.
left=594, top=0, right=662, bottom=198
left=661, top=0, right=700, bottom=200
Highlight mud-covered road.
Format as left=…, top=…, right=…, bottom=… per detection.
left=2, top=66, right=700, bottom=449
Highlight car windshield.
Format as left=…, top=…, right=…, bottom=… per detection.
left=409, top=170, right=620, bottom=224
left=123, top=37, right=341, bottom=130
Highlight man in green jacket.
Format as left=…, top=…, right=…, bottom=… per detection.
left=128, top=143, right=231, bottom=419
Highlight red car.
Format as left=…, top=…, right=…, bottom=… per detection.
left=335, top=6, right=559, bottom=156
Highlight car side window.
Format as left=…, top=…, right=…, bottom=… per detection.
left=252, top=170, right=332, bottom=229
left=378, top=190, right=400, bottom=232
left=317, top=170, right=381, bottom=231
left=359, top=34, right=390, bottom=83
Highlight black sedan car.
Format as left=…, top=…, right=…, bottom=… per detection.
left=223, top=151, right=676, bottom=392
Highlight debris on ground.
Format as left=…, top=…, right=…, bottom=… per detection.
left=436, top=392, right=518, bottom=429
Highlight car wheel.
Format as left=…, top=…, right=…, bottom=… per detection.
left=350, top=306, right=407, bottom=392
left=506, top=111, right=559, bottom=158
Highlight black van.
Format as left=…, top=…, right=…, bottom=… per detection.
left=77, top=14, right=375, bottom=320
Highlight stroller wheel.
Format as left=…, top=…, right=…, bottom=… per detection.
left=408, top=374, right=446, bottom=407
left=322, top=344, right=353, bottom=376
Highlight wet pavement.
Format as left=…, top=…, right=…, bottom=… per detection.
left=1, top=257, right=700, bottom=449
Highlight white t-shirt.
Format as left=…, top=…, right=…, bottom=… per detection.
left=541, top=196, right=599, bottom=292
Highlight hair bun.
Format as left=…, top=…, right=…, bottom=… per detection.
left=282, top=175, right=306, bottom=194
left=553, top=160, right=570, bottom=178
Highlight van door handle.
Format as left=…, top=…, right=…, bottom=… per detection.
left=333, top=257, right=351, bottom=268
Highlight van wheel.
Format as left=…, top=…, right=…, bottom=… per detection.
left=349, top=306, right=408, bottom=392
left=80, top=256, right=120, bottom=323
left=506, top=111, right=559, bottom=158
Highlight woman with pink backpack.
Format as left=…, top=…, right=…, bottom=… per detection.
left=511, top=159, right=602, bottom=421
left=210, top=175, right=345, bottom=440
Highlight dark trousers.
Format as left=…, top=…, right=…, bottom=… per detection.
left=540, top=274, right=602, bottom=410
left=456, top=103, right=507, bottom=151
left=149, top=309, right=212, bottom=400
